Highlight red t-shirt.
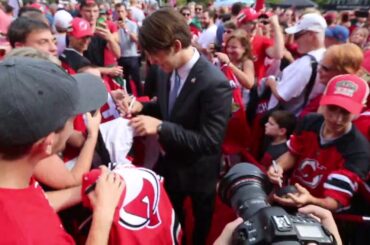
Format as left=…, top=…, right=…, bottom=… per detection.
left=104, top=21, right=119, bottom=66
left=252, top=35, right=273, bottom=81
left=0, top=179, right=75, bottom=244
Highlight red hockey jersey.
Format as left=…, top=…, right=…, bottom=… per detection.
left=82, top=164, right=182, bottom=245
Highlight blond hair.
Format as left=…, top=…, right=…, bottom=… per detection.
left=324, top=43, right=363, bottom=74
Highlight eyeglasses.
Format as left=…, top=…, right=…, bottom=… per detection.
left=195, top=7, right=202, bottom=11
left=182, top=12, right=190, bottom=17
left=294, top=31, right=309, bottom=40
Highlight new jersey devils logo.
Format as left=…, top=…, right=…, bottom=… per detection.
left=115, top=167, right=161, bottom=230
left=294, top=159, right=326, bottom=189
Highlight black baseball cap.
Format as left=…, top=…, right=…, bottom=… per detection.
left=0, top=57, right=107, bottom=146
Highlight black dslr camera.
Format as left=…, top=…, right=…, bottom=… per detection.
left=218, top=163, right=335, bottom=245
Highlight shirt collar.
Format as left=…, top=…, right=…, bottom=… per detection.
left=174, top=48, right=200, bottom=80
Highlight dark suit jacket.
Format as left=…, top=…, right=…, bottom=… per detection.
left=142, top=56, right=232, bottom=193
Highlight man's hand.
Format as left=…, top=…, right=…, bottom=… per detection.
left=117, top=20, right=128, bottom=30
left=85, top=110, right=102, bottom=138
left=267, top=162, right=283, bottom=185
left=298, top=205, right=342, bottom=245
left=213, top=217, right=243, bottom=245
left=269, top=14, right=280, bottom=27
left=129, top=115, right=162, bottom=136
left=215, top=52, right=230, bottom=65
left=88, top=166, right=125, bottom=219
left=114, top=91, right=143, bottom=118
left=106, top=66, right=123, bottom=77
left=273, top=183, right=313, bottom=207
left=95, top=22, right=114, bottom=42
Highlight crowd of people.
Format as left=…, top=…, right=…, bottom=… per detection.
left=0, top=0, right=370, bottom=244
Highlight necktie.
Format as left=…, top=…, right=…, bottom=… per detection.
left=168, top=70, right=181, bottom=116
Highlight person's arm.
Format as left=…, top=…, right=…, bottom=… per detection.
left=273, top=183, right=341, bottom=210
left=266, top=56, right=312, bottom=103
left=265, top=15, right=285, bottom=59
left=267, top=151, right=297, bottom=185
left=98, top=66, right=123, bottom=77
left=215, top=52, right=255, bottom=89
left=129, top=32, right=138, bottom=43
left=213, top=217, right=244, bottom=245
left=298, top=205, right=342, bottom=245
left=46, top=186, right=81, bottom=212
left=129, top=23, right=139, bottom=43
left=266, top=76, right=285, bottom=102
left=86, top=166, right=125, bottom=245
left=95, top=23, right=121, bottom=58
left=34, top=112, right=101, bottom=189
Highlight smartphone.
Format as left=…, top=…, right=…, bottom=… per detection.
left=96, top=17, right=105, bottom=27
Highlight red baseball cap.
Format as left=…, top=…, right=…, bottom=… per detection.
left=30, top=3, right=46, bottom=13
left=320, top=74, right=369, bottom=114
left=68, top=18, right=93, bottom=38
left=236, top=7, right=258, bottom=26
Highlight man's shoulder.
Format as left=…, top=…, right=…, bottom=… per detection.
left=307, top=48, right=326, bottom=61
left=192, top=56, right=227, bottom=83
left=297, top=113, right=323, bottom=133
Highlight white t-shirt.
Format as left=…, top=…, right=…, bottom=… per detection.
left=268, top=48, right=326, bottom=115
left=197, top=24, right=217, bottom=49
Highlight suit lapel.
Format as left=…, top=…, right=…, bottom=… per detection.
left=170, top=58, right=203, bottom=118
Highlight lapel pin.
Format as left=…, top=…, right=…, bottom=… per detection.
left=191, top=78, right=196, bottom=83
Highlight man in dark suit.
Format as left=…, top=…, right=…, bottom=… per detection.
left=122, top=9, right=232, bottom=244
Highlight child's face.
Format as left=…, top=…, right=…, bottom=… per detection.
left=265, top=117, right=281, bottom=137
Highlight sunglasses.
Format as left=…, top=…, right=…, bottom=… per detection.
left=182, top=12, right=190, bottom=17
left=195, top=8, right=202, bottom=11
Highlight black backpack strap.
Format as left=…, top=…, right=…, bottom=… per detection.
left=303, top=54, right=318, bottom=107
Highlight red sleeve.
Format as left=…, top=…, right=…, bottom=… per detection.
left=323, top=169, right=361, bottom=208
left=287, top=134, right=303, bottom=156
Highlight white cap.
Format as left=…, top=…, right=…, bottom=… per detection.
left=53, top=10, right=73, bottom=29
left=285, top=13, right=327, bottom=34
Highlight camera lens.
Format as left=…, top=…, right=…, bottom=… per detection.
left=218, top=163, right=272, bottom=220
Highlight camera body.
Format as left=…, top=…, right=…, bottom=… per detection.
left=218, top=163, right=335, bottom=245
left=233, top=206, right=333, bottom=244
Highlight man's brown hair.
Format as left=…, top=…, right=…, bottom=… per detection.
left=139, top=8, right=192, bottom=54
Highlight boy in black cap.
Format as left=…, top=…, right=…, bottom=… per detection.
left=0, top=57, right=124, bottom=244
